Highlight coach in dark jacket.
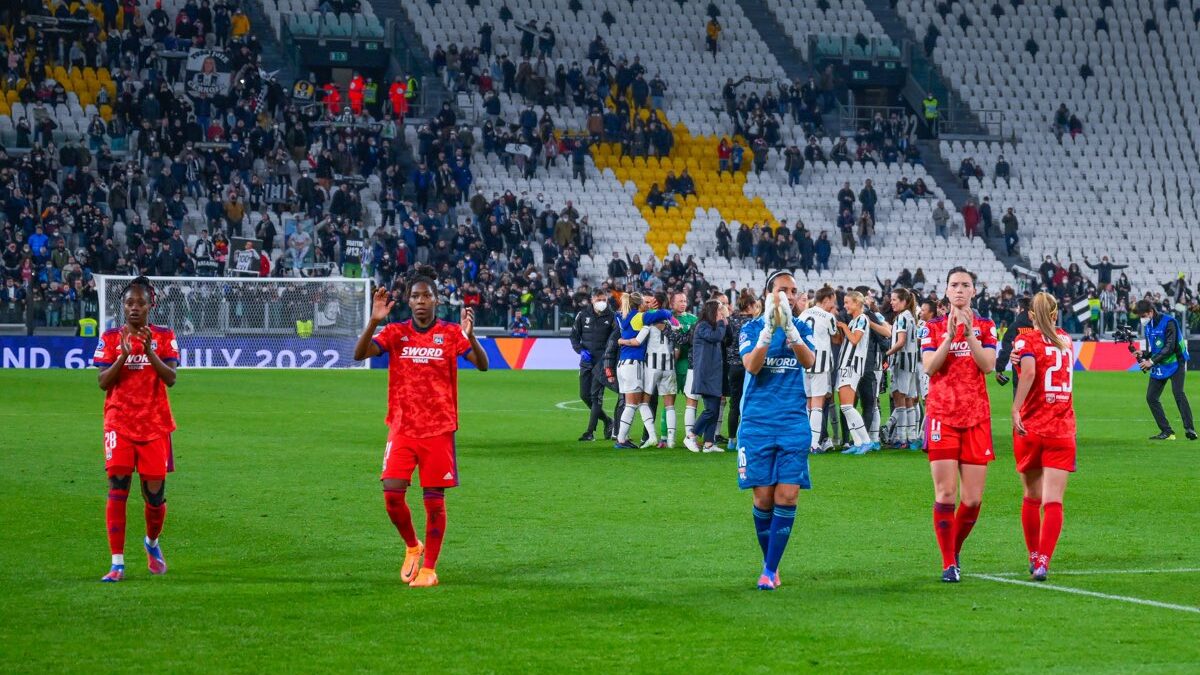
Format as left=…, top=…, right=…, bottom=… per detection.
left=571, top=288, right=619, bottom=440
left=997, top=296, right=1033, bottom=394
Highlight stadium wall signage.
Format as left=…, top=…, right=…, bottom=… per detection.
left=0, top=337, right=1175, bottom=371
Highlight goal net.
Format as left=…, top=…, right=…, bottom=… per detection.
left=95, top=276, right=371, bottom=368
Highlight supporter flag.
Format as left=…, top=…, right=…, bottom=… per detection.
left=1072, top=298, right=1091, bottom=323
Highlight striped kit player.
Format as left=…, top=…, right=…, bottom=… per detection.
left=885, top=289, right=922, bottom=449
left=643, top=318, right=679, bottom=447
left=799, top=288, right=840, bottom=452
left=835, top=291, right=873, bottom=452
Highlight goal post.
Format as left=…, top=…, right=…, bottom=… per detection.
left=95, top=276, right=372, bottom=368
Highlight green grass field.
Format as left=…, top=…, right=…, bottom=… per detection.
left=1, top=369, right=1198, bottom=673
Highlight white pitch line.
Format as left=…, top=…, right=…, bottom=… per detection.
left=981, top=568, right=1200, bottom=578
left=555, top=400, right=589, bottom=411
left=973, top=573, right=1200, bottom=614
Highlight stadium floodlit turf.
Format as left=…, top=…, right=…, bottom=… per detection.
left=1, top=369, right=1197, bottom=672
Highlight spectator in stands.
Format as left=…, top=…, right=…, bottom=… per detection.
left=1116, top=272, right=1132, bottom=305
left=994, top=155, right=1011, bottom=187
left=705, top=17, right=721, bottom=57
left=958, top=157, right=981, bottom=188
left=736, top=223, right=753, bottom=259
left=837, top=181, right=855, bottom=214
left=784, top=145, right=804, bottom=186
left=716, top=221, right=732, bottom=259
left=717, top=138, right=731, bottom=173
left=1068, top=113, right=1084, bottom=139
left=1084, top=255, right=1129, bottom=287
left=1054, top=103, right=1070, bottom=139
left=980, top=196, right=994, bottom=238
left=730, top=141, right=745, bottom=172
left=932, top=200, right=949, bottom=239
left=856, top=212, right=874, bottom=249
left=837, top=208, right=856, bottom=253
left=858, top=180, right=877, bottom=221
left=962, top=199, right=980, bottom=239
left=815, top=231, right=832, bottom=271
left=1002, top=207, right=1019, bottom=256
left=896, top=176, right=916, bottom=202
left=510, top=309, right=531, bottom=336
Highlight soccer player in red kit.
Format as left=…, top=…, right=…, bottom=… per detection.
left=1010, top=292, right=1076, bottom=582
left=919, top=267, right=997, bottom=583
left=93, top=277, right=179, bottom=582
left=353, top=265, right=489, bottom=588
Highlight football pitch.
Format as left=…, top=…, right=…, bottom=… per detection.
left=1, top=369, right=1198, bottom=673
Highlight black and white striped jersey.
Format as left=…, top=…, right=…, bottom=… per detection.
left=645, top=324, right=675, bottom=371
left=892, top=310, right=920, bottom=372
left=838, top=314, right=870, bottom=374
left=800, top=306, right=839, bottom=373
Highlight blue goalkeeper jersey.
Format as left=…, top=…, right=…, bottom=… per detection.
left=616, top=309, right=673, bottom=361
left=737, top=316, right=814, bottom=434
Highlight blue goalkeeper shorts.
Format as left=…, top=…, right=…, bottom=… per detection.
left=736, top=429, right=812, bottom=490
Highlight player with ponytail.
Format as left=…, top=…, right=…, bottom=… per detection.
left=1010, top=292, right=1076, bottom=582
left=884, top=288, right=921, bottom=449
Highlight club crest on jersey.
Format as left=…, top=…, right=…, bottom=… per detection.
left=929, top=420, right=942, bottom=442
left=433, top=334, right=445, bottom=345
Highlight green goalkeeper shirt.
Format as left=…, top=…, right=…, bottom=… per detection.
left=673, top=312, right=699, bottom=374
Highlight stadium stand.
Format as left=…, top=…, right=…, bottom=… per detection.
left=898, top=0, right=1200, bottom=299
left=0, top=0, right=1196, bottom=336
left=402, top=0, right=1009, bottom=293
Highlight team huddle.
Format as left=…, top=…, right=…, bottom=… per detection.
left=93, top=265, right=1077, bottom=589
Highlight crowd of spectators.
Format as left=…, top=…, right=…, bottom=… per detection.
left=0, top=1, right=594, bottom=331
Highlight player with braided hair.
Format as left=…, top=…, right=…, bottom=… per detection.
left=354, top=264, right=489, bottom=588
left=93, top=276, right=180, bottom=582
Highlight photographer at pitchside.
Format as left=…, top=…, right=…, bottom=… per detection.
left=1130, top=300, right=1195, bottom=441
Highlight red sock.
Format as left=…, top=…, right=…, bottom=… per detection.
left=933, top=502, right=957, bottom=569
left=422, top=490, right=447, bottom=570
left=383, top=489, right=419, bottom=547
left=106, top=488, right=129, bottom=556
left=1039, top=502, right=1064, bottom=564
left=1021, top=497, right=1042, bottom=556
left=144, top=502, right=167, bottom=541
left=954, top=503, right=981, bottom=555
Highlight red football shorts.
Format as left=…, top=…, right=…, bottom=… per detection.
left=381, top=429, right=459, bottom=488
left=104, top=428, right=174, bottom=480
left=1013, top=432, right=1076, bottom=473
left=924, top=417, right=995, bottom=465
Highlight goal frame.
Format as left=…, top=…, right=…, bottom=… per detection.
left=94, top=275, right=373, bottom=369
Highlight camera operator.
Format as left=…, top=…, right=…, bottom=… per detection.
left=1130, top=300, right=1195, bottom=440
left=995, top=296, right=1033, bottom=393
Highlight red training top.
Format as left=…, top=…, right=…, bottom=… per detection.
left=920, top=313, right=997, bottom=427
left=373, top=319, right=472, bottom=438
left=93, top=325, right=179, bottom=441
left=1013, top=327, right=1077, bottom=438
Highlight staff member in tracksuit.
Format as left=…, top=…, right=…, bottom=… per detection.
left=571, top=288, right=619, bottom=441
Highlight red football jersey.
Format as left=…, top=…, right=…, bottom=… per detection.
left=919, top=313, right=998, bottom=427
left=1013, top=327, right=1076, bottom=438
left=373, top=319, right=472, bottom=438
left=93, top=325, right=179, bottom=441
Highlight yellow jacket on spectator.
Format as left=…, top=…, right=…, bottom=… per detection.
left=231, top=11, right=250, bottom=38
left=706, top=20, right=721, bottom=42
